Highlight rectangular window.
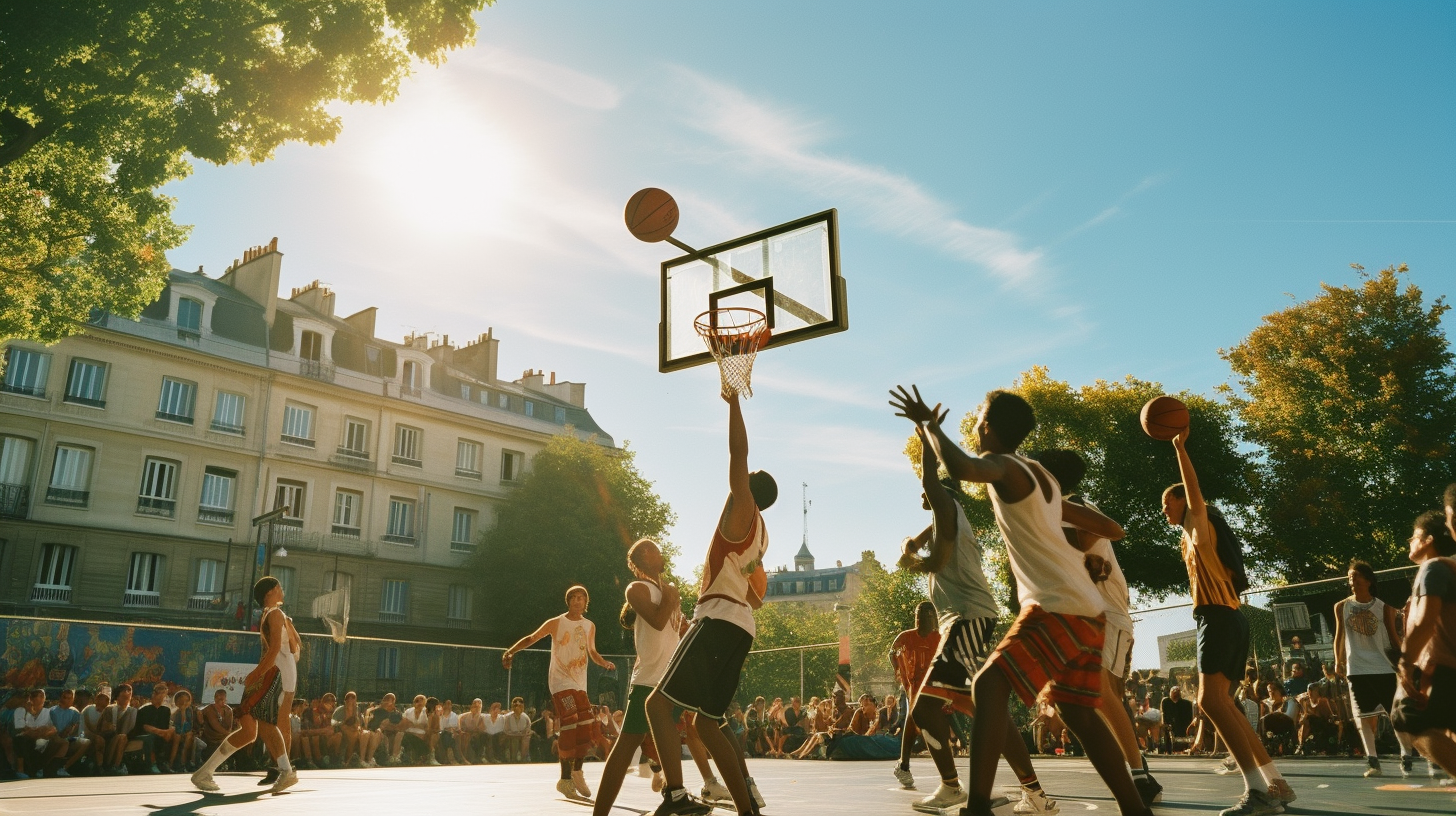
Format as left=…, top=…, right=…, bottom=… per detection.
left=137, top=457, right=178, bottom=518
left=46, top=445, right=92, bottom=507
left=332, top=490, right=362, bottom=536
left=177, top=297, right=203, bottom=332
left=2, top=348, right=49, bottom=397
left=377, top=646, right=400, bottom=678
left=447, top=585, right=472, bottom=621
left=342, top=418, right=369, bottom=455
left=281, top=403, right=314, bottom=446
left=365, top=346, right=383, bottom=377
left=500, top=450, right=523, bottom=483
left=63, top=359, right=107, bottom=408
left=0, top=435, right=34, bottom=484
left=195, top=558, right=223, bottom=594
left=497, top=393, right=510, bottom=410
left=124, top=552, right=163, bottom=607
left=274, top=480, right=306, bottom=525
left=455, top=440, right=481, bottom=478
left=323, top=571, right=352, bottom=594
left=197, top=467, right=235, bottom=525
left=524, top=400, right=535, bottom=418
left=392, top=426, right=421, bottom=467
left=211, top=392, right=246, bottom=435
left=272, top=565, right=296, bottom=601
left=385, top=498, right=415, bottom=544
left=555, top=406, right=567, bottom=424
left=451, top=508, right=475, bottom=551
left=380, top=579, right=408, bottom=622
left=402, top=360, right=422, bottom=389
left=459, top=383, right=472, bottom=400
left=156, top=377, right=197, bottom=423
left=32, top=543, right=77, bottom=603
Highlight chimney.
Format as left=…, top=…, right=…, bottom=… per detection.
left=217, top=237, right=282, bottom=325
left=425, top=335, right=456, bottom=366
left=289, top=280, right=335, bottom=317
left=455, top=328, right=499, bottom=383
left=342, top=307, right=376, bottom=339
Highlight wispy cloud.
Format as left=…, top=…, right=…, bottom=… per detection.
left=671, top=69, right=1046, bottom=287
left=1061, top=174, right=1169, bottom=240
left=751, top=369, right=886, bottom=410
left=470, top=47, right=622, bottom=110
left=769, top=422, right=913, bottom=473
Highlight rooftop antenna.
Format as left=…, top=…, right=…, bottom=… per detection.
left=802, top=482, right=811, bottom=550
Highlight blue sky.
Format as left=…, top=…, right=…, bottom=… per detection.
left=163, top=2, right=1455, bottom=664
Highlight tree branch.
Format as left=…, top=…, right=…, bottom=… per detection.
left=0, top=111, right=60, bottom=168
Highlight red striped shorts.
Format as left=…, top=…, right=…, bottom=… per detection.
left=552, top=689, right=600, bottom=760
left=986, top=605, right=1105, bottom=709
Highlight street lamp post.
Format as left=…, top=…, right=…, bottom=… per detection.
left=248, top=507, right=288, bottom=629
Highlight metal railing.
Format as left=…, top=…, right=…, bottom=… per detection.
left=29, top=585, right=72, bottom=604
left=281, top=434, right=316, bottom=448
left=45, top=487, right=89, bottom=507
left=136, top=496, right=177, bottom=518
left=382, top=533, right=417, bottom=546
left=187, top=593, right=224, bottom=611
left=124, top=590, right=162, bottom=608
left=332, top=448, right=373, bottom=472
left=390, top=454, right=422, bottom=468
left=197, top=506, right=235, bottom=525
left=377, top=611, right=407, bottom=623
left=0, top=483, right=29, bottom=519
left=300, top=359, right=336, bottom=383
left=155, top=410, right=194, bottom=424
left=209, top=420, right=245, bottom=435
left=1, top=382, right=45, bottom=398
left=454, top=468, right=482, bottom=479
left=331, top=524, right=362, bottom=538
left=63, top=394, right=106, bottom=409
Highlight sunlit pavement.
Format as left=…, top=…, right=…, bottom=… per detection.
left=1, top=755, right=1452, bottom=815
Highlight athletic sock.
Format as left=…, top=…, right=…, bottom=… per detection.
left=1257, top=762, right=1281, bottom=787
left=1129, top=762, right=1147, bottom=778
left=1240, top=767, right=1264, bottom=793
left=1358, top=719, right=1380, bottom=758
left=198, top=735, right=240, bottom=774
left=276, top=753, right=292, bottom=774
left=1017, top=772, right=1041, bottom=793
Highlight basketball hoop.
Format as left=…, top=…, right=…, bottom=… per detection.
left=312, top=587, right=350, bottom=645
left=695, top=308, right=770, bottom=398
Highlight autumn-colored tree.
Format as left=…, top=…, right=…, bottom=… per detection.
left=1223, top=264, right=1456, bottom=580
left=905, top=367, right=1255, bottom=598
left=471, top=433, right=677, bottom=649
left=0, top=0, right=491, bottom=344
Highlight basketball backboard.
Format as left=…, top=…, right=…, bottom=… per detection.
left=660, top=209, right=847, bottom=372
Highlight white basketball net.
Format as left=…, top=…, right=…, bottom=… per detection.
left=695, top=308, right=769, bottom=399
left=311, top=587, right=350, bottom=644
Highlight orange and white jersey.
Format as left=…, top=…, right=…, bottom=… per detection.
left=694, top=510, right=768, bottom=637
left=547, top=614, right=595, bottom=695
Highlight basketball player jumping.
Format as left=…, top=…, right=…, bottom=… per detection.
left=890, top=386, right=1152, bottom=816
left=192, top=576, right=299, bottom=794
left=898, top=431, right=1061, bottom=816
left=503, top=585, right=616, bottom=800
left=1333, top=559, right=1420, bottom=778
left=1035, top=449, right=1163, bottom=807
left=646, top=391, right=775, bottom=816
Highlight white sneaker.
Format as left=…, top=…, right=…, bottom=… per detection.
left=191, top=769, right=220, bottom=792
left=1012, top=787, right=1060, bottom=815
left=916, top=782, right=968, bottom=810
left=701, top=778, right=731, bottom=801
left=638, top=762, right=654, bottom=778
left=1215, top=755, right=1240, bottom=775
left=557, top=779, right=583, bottom=800
left=746, top=776, right=766, bottom=809
left=271, top=769, right=298, bottom=794
left=426, top=757, right=441, bottom=766
left=894, top=765, right=916, bottom=789
left=573, top=770, right=592, bottom=798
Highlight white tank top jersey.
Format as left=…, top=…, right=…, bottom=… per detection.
left=1066, top=498, right=1133, bottom=633
left=928, top=502, right=1000, bottom=623
left=631, top=582, right=683, bottom=687
left=694, top=510, right=768, bottom=637
left=547, top=614, right=595, bottom=695
left=989, top=455, right=1103, bottom=618
left=1342, top=596, right=1395, bottom=676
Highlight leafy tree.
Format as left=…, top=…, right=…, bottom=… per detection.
left=1223, top=264, right=1456, bottom=580
left=472, top=433, right=677, bottom=651
left=905, top=366, right=1255, bottom=598
left=0, top=0, right=490, bottom=343
left=737, top=602, right=838, bottom=704
left=849, top=550, right=929, bottom=684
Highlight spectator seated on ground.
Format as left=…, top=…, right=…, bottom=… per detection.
left=482, top=701, right=507, bottom=763
left=399, top=695, right=432, bottom=765
left=289, top=699, right=311, bottom=768
left=335, top=692, right=376, bottom=768
left=1134, top=695, right=1162, bottom=753
left=368, top=694, right=407, bottom=765
left=437, top=700, right=464, bottom=765
left=1261, top=682, right=1297, bottom=755
left=12, top=688, right=65, bottom=779
left=49, top=688, right=92, bottom=777
left=102, top=684, right=139, bottom=775
left=164, top=689, right=201, bottom=773
left=788, top=698, right=836, bottom=759
left=1296, top=684, right=1338, bottom=755
left=1159, top=685, right=1194, bottom=754
left=782, top=696, right=807, bottom=754
left=744, top=696, right=768, bottom=757
left=502, top=698, right=532, bottom=763
left=824, top=693, right=902, bottom=761
left=459, top=699, right=488, bottom=763
left=199, top=689, right=235, bottom=767
left=878, top=693, right=902, bottom=738
left=131, top=684, right=174, bottom=774
left=80, top=689, right=114, bottom=774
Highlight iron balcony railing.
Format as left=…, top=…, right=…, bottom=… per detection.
left=378, top=611, right=407, bottom=623
left=155, top=410, right=194, bottom=424
left=30, top=584, right=72, bottom=604
left=0, top=483, right=29, bottom=519
left=382, top=533, right=417, bottom=546
left=1, top=381, right=45, bottom=398
left=124, top=590, right=162, bottom=608
left=63, top=394, right=106, bottom=409
left=197, top=506, right=235, bottom=525
left=209, top=420, right=245, bottom=435
left=187, top=593, right=224, bottom=611
left=136, top=496, right=177, bottom=518
left=300, top=359, right=336, bottom=383
left=45, top=487, right=89, bottom=507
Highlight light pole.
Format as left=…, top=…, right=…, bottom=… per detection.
left=249, top=506, right=288, bottom=629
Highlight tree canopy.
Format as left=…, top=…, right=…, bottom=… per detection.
left=849, top=549, right=929, bottom=681
left=906, top=366, right=1256, bottom=598
left=471, top=433, right=677, bottom=651
left=737, top=601, right=838, bottom=704
left=0, top=0, right=490, bottom=343
left=1223, top=264, right=1456, bottom=580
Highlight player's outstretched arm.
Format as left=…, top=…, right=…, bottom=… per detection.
left=722, top=391, right=756, bottom=539
left=889, top=385, right=1005, bottom=484
left=501, top=619, right=554, bottom=669
left=914, top=424, right=959, bottom=573
left=626, top=581, right=679, bottom=632
left=1172, top=430, right=1205, bottom=516
left=1061, top=500, right=1125, bottom=542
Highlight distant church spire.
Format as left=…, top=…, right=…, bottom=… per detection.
left=796, top=482, right=814, bottom=571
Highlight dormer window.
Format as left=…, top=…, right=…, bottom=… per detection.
left=177, top=298, right=202, bottom=333
left=402, top=360, right=422, bottom=388
left=300, top=330, right=323, bottom=362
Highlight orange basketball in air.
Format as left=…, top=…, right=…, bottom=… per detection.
left=1140, top=396, right=1190, bottom=441
left=624, top=187, right=679, bottom=243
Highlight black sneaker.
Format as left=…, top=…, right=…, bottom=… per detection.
left=257, top=767, right=280, bottom=786
left=654, top=786, right=714, bottom=816
left=1134, top=773, right=1164, bottom=806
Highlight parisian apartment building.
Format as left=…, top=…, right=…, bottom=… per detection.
left=0, top=238, right=614, bottom=645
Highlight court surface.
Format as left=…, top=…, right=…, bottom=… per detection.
left=2, top=755, right=1452, bottom=816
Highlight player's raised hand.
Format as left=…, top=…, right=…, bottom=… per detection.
left=889, top=384, right=942, bottom=425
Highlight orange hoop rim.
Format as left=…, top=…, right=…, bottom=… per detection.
left=693, top=307, right=770, bottom=352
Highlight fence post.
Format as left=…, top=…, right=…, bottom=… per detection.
left=506, top=663, right=512, bottom=702
left=799, top=649, right=805, bottom=702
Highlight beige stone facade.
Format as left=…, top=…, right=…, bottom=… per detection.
left=0, top=240, right=613, bottom=643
